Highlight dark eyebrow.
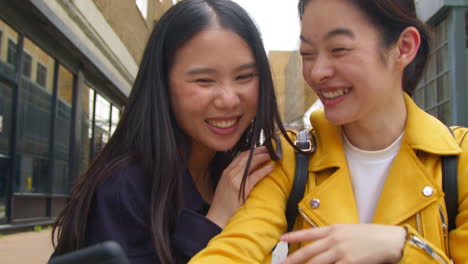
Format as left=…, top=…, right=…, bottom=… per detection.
left=187, top=68, right=216, bottom=75
left=300, top=28, right=355, bottom=44
left=324, top=28, right=355, bottom=41
left=186, top=62, right=256, bottom=75
left=237, top=62, right=257, bottom=71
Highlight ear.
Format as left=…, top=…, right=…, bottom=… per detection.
left=394, top=26, right=421, bottom=70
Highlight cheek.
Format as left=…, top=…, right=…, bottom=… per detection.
left=301, top=62, right=313, bottom=87
left=247, top=81, right=260, bottom=110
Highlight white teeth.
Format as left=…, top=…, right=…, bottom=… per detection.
left=322, top=88, right=350, bottom=99
left=207, top=119, right=237, bottom=128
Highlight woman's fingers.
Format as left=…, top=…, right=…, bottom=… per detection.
left=229, top=146, right=268, bottom=169
left=305, top=249, right=338, bottom=264
left=281, top=226, right=331, bottom=243
left=245, top=163, right=274, bottom=192
left=279, top=235, right=332, bottom=264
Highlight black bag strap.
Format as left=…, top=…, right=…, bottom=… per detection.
left=286, top=129, right=315, bottom=232
left=442, top=127, right=459, bottom=232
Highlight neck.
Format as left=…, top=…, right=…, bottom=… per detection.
left=342, top=93, right=407, bottom=151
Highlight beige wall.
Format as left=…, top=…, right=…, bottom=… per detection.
left=94, top=0, right=173, bottom=64
left=269, top=50, right=318, bottom=127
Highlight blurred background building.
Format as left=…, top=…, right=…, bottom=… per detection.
left=269, top=50, right=318, bottom=129
left=0, top=0, right=173, bottom=231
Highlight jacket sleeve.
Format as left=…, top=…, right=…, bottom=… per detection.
left=400, top=128, right=468, bottom=264
left=171, top=208, right=222, bottom=261
left=189, top=136, right=295, bottom=264
left=85, top=168, right=158, bottom=264
left=449, top=127, right=468, bottom=263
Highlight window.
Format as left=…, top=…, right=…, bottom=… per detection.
left=93, top=94, right=111, bottom=159
left=465, top=11, right=468, bottom=49
left=16, top=37, right=55, bottom=194
left=414, top=18, right=451, bottom=124
left=136, top=0, right=148, bottom=19
left=465, top=10, right=468, bottom=115
left=0, top=20, right=18, bottom=78
left=22, top=52, right=32, bottom=79
left=7, top=39, right=17, bottom=66
left=110, top=105, right=120, bottom=135
left=0, top=30, right=3, bottom=57
left=36, top=62, right=47, bottom=88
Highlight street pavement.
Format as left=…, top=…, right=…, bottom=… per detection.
left=0, top=229, right=54, bottom=264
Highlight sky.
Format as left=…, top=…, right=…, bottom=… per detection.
left=171, top=0, right=302, bottom=54
left=232, top=0, right=301, bottom=53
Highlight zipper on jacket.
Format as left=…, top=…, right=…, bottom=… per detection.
left=438, top=205, right=450, bottom=253
left=416, top=211, right=424, bottom=236
left=408, top=235, right=448, bottom=264
left=298, top=207, right=318, bottom=228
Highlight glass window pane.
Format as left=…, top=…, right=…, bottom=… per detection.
left=80, top=85, right=92, bottom=174
left=465, top=11, right=468, bottom=48
left=0, top=80, right=11, bottom=223
left=426, top=53, right=436, bottom=81
left=111, top=106, right=120, bottom=135
left=425, top=81, right=436, bottom=108
left=6, top=39, right=17, bottom=67
left=93, top=94, right=111, bottom=158
left=436, top=19, right=448, bottom=44
left=0, top=20, right=18, bottom=77
left=413, top=87, right=425, bottom=109
left=16, top=39, right=54, bottom=194
left=436, top=44, right=448, bottom=74
left=53, top=65, right=74, bottom=194
left=437, top=73, right=450, bottom=102
left=0, top=30, right=3, bottom=56
left=36, top=62, right=47, bottom=88
left=0, top=81, right=12, bottom=156
left=437, top=102, right=452, bottom=125
left=22, top=52, right=32, bottom=79
left=23, top=37, right=54, bottom=93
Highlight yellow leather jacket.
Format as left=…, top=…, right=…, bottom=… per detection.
left=189, top=95, right=468, bottom=264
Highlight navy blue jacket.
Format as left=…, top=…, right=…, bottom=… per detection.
left=85, top=164, right=221, bottom=263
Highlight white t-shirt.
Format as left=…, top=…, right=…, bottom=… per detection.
left=343, top=132, right=405, bottom=223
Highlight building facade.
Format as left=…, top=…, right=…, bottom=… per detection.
left=0, top=0, right=172, bottom=231
left=414, top=0, right=468, bottom=127
left=269, top=50, right=318, bottom=129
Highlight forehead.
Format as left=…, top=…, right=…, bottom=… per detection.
left=300, top=0, right=378, bottom=42
left=171, top=27, right=255, bottom=69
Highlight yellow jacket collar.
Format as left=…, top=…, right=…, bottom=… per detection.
left=308, top=93, right=461, bottom=171
left=403, top=93, right=461, bottom=155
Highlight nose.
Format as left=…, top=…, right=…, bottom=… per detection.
left=214, top=82, right=240, bottom=110
left=303, top=54, right=334, bottom=85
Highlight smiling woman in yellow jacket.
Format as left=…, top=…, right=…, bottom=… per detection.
left=189, top=0, right=468, bottom=263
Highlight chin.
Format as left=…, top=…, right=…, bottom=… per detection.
left=324, top=110, right=351, bottom=126
left=212, top=141, right=239, bottom=152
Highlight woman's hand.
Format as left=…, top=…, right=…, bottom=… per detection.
left=206, top=146, right=274, bottom=228
left=280, top=224, right=407, bottom=264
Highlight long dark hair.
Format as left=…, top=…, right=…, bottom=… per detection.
left=298, top=0, right=431, bottom=96
left=52, top=0, right=290, bottom=263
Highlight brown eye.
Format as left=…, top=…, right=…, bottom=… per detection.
left=195, top=78, right=214, bottom=83
left=236, top=73, right=256, bottom=81
left=332, top=48, right=349, bottom=55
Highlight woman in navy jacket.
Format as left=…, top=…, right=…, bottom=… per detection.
left=51, top=0, right=290, bottom=263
